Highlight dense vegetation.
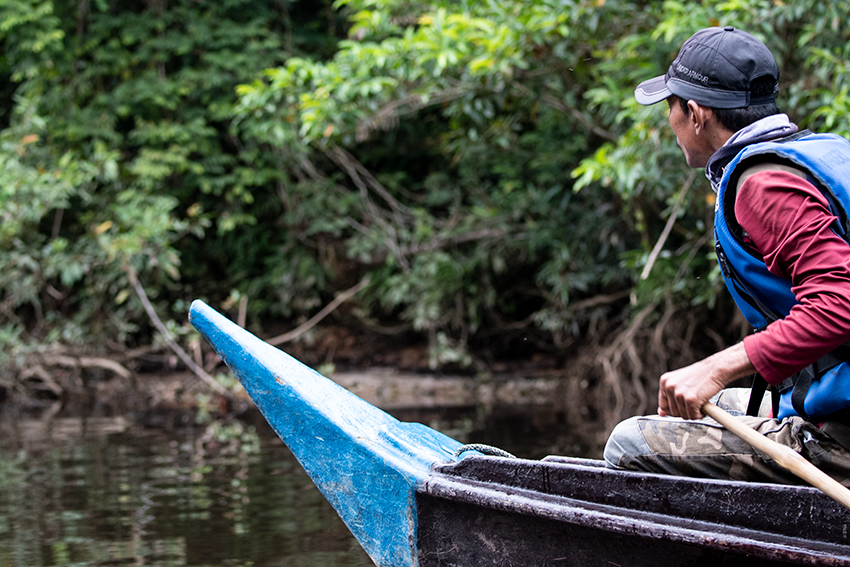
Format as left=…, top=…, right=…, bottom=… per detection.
left=2, top=0, right=849, bottom=425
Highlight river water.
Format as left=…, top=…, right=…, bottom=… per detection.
left=0, top=375, right=603, bottom=567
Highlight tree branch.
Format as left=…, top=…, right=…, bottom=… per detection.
left=641, top=171, right=697, bottom=280
left=41, top=355, right=133, bottom=381
left=127, top=267, right=230, bottom=397
left=356, top=86, right=472, bottom=142
left=539, top=92, right=619, bottom=142
left=268, top=275, right=371, bottom=346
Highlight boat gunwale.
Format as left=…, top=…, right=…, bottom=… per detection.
left=433, top=454, right=850, bottom=537
left=419, top=462, right=850, bottom=566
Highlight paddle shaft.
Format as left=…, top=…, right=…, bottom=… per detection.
left=702, top=402, right=850, bottom=511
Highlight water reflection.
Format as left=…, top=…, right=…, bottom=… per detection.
left=0, top=406, right=373, bottom=567
left=0, top=373, right=603, bottom=567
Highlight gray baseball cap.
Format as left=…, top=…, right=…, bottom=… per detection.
left=635, top=27, right=779, bottom=109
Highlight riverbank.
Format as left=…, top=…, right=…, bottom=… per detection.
left=2, top=318, right=626, bottom=461
left=0, top=369, right=608, bottom=461
left=2, top=352, right=610, bottom=461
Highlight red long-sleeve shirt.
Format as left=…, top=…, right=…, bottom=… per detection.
left=737, top=170, right=850, bottom=385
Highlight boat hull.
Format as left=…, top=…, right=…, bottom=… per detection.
left=189, top=300, right=850, bottom=566
left=418, top=456, right=850, bottom=566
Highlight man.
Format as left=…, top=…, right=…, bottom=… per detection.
left=604, top=26, right=850, bottom=486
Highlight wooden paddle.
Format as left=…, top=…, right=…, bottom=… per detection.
left=702, top=401, right=850, bottom=511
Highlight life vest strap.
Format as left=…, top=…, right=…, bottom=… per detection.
left=746, top=373, right=780, bottom=418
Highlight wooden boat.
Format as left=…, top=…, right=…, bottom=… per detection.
left=189, top=300, right=850, bottom=566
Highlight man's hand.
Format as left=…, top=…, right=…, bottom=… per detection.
left=657, top=342, right=756, bottom=420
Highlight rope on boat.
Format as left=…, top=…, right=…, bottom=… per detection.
left=453, top=443, right=516, bottom=459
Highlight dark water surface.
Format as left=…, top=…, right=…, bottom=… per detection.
left=0, top=406, right=374, bottom=567
left=0, top=394, right=600, bottom=567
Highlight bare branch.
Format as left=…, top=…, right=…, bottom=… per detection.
left=539, top=93, right=619, bottom=142
left=325, top=146, right=411, bottom=271
left=127, top=267, right=230, bottom=397
left=41, top=355, right=133, bottom=381
left=402, top=228, right=508, bottom=256
left=268, top=275, right=371, bottom=346
left=356, top=86, right=471, bottom=142
left=641, top=171, right=697, bottom=280
left=566, top=289, right=631, bottom=311
left=20, top=365, right=64, bottom=396
left=328, top=146, right=412, bottom=220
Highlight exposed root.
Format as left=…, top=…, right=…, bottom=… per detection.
left=40, top=355, right=133, bottom=381
left=13, top=351, right=135, bottom=400
left=596, top=303, right=657, bottom=430
left=625, top=342, right=647, bottom=416
left=587, top=286, right=736, bottom=437
left=19, top=365, right=64, bottom=396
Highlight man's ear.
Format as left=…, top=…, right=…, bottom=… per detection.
left=686, top=100, right=710, bottom=135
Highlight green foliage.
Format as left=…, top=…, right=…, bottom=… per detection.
left=235, top=0, right=652, bottom=365
left=0, top=0, right=340, bottom=379
left=234, top=0, right=850, bottom=370
left=3, top=0, right=850, bottom=387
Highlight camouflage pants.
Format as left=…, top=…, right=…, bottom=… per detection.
left=604, top=388, right=850, bottom=486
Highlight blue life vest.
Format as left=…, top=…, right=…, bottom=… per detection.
left=714, top=131, right=850, bottom=421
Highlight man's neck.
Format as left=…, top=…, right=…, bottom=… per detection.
left=704, top=114, right=799, bottom=190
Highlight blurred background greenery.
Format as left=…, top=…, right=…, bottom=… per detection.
left=2, top=0, right=849, bottom=428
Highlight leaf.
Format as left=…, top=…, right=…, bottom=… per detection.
left=94, top=221, right=114, bottom=235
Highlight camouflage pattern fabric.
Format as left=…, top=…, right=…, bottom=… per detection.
left=604, top=388, right=850, bottom=486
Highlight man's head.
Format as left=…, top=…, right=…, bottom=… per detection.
left=635, top=27, right=781, bottom=167
left=635, top=27, right=779, bottom=109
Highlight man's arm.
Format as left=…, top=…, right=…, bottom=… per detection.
left=737, top=170, right=850, bottom=384
left=658, top=341, right=755, bottom=419
left=661, top=169, right=850, bottom=420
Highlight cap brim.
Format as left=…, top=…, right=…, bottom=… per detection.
left=635, top=75, right=670, bottom=105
